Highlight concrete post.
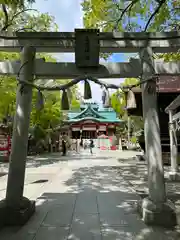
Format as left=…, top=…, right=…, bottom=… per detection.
left=169, top=110, right=179, bottom=180
left=119, top=137, right=122, bottom=151
left=127, top=116, right=131, bottom=143
left=138, top=47, right=176, bottom=227
left=0, top=46, right=36, bottom=226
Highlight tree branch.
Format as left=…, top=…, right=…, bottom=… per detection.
left=114, top=0, right=139, bottom=31
left=144, top=0, right=166, bottom=31
left=1, top=7, right=38, bottom=32
left=1, top=4, right=9, bottom=31
left=10, top=8, right=38, bottom=24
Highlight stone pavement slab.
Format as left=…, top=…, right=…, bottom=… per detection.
left=0, top=150, right=180, bottom=239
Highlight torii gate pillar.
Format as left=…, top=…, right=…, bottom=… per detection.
left=168, top=110, right=180, bottom=180
left=0, top=46, right=36, bottom=226
left=138, top=47, right=177, bottom=227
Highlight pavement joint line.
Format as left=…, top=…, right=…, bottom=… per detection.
left=31, top=167, right=75, bottom=239
left=68, top=192, right=78, bottom=237
left=96, top=194, right=103, bottom=239
left=32, top=206, right=49, bottom=240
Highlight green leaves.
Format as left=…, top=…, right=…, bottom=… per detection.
left=0, top=4, right=80, bottom=130
left=0, top=4, right=59, bottom=32
left=82, top=0, right=179, bottom=37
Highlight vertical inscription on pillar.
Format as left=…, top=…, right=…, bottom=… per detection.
left=75, top=29, right=100, bottom=68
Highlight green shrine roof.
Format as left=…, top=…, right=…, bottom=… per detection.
left=67, top=103, right=123, bottom=124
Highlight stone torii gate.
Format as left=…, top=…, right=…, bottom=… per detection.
left=0, top=30, right=180, bottom=227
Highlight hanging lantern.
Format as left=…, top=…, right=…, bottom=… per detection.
left=102, top=87, right=106, bottom=104
left=126, top=90, right=137, bottom=109
left=36, top=90, right=44, bottom=111
left=67, top=88, right=72, bottom=107
left=84, top=80, right=92, bottom=99
left=61, top=90, right=70, bottom=110
left=67, top=88, right=72, bottom=101
left=104, top=89, right=111, bottom=108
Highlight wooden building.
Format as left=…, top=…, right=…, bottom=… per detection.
left=126, top=76, right=180, bottom=154
left=64, top=102, right=124, bottom=139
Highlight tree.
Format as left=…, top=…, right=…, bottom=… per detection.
left=82, top=0, right=180, bottom=60
left=110, top=78, right=143, bottom=137
left=0, top=5, right=80, bottom=130
left=0, top=3, right=58, bottom=31
left=1, top=0, right=34, bottom=6
left=82, top=0, right=179, bottom=32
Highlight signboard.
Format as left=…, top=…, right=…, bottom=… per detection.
left=99, top=126, right=106, bottom=131
left=0, top=135, right=7, bottom=149
left=0, top=134, right=9, bottom=159
left=72, top=127, right=80, bottom=131
left=75, top=29, right=100, bottom=68
left=108, top=125, right=115, bottom=128
left=0, top=151, right=7, bottom=156
left=82, top=120, right=96, bottom=124
left=83, top=126, right=96, bottom=131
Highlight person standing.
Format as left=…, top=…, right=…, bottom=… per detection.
left=89, top=139, right=94, bottom=154
left=76, top=137, right=80, bottom=153
left=80, top=137, right=83, bottom=148
left=62, top=132, right=67, bottom=156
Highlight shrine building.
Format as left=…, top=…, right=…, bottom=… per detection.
left=65, top=102, right=124, bottom=139
left=126, top=75, right=180, bottom=155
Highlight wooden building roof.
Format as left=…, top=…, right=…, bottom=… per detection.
left=126, top=76, right=180, bottom=134
left=131, top=76, right=180, bottom=93
left=67, top=103, right=123, bottom=124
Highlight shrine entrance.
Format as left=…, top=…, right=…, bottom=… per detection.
left=0, top=30, right=180, bottom=228
left=81, top=130, right=95, bottom=139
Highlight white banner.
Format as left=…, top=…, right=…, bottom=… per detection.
left=0, top=151, right=7, bottom=156
left=72, top=127, right=80, bottom=131
left=83, top=127, right=96, bottom=131
left=99, top=126, right=106, bottom=131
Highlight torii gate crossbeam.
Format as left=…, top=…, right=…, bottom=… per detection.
left=0, top=31, right=179, bottom=53
left=0, top=59, right=180, bottom=78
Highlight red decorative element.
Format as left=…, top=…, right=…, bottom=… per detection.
left=0, top=135, right=11, bottom=160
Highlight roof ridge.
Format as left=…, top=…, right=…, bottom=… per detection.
left=71, top=104, right=107, bottom=120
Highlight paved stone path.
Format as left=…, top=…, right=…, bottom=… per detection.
left=0, top=150, right=180, bottom=239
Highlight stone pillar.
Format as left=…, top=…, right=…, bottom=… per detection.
left=0, top=46, right=36, bottom=226
left=119, top=137, right=122, bottom=151
left=168, top=110, right=179, bottom=180
left=127, top=116, right=131, bottom=143
left=138, top=47, right=176, bottom=227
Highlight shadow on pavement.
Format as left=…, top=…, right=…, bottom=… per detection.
left=116, top=160, right=180, bottom=210
left=26, top=154, right=115, bottom=168
left=0, top=163, right=180, bottom=239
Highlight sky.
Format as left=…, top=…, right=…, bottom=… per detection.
left=32, top=0, right=136, bottom=103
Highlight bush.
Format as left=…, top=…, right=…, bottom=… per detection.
left=131, top=136, right=137, bottom=144
left=33, top=125, right=46, bottom=141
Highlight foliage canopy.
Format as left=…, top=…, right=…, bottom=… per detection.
left=0, top=3, right=80, bottom=130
